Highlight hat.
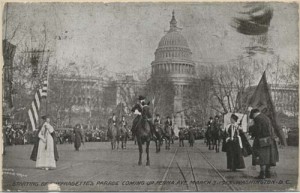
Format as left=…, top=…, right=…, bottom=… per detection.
left=249, top=108, right=260, bottom=119
left=156, top=114, right=160, bottom=117
left=167, top=116, right=171, bottom=119
left=215, top=115, right=219, bottom=119
left=230, top=114, right=238, bottom=122
left=41, top=115, right=49, bottom=120
left=209, top=117, right=213, bottom=120
left=138, top=95, right=145, bottom=101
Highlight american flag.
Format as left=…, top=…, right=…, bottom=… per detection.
left=28, top=66, right=48, bottom=131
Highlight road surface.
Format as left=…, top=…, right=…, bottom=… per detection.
left=2, top=140, right=298, bottom=191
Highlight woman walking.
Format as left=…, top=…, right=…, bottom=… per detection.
left=74, top=124, right=83, bottom=151
left=35, top=115, right=58, bottom=170
left=224, top=114, right=245, bottom=171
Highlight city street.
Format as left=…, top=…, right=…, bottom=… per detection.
left=3, top=140, right=298, bottom=191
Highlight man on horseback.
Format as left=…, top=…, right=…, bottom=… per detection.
left=206, top=116, right=213, bottom=149
left=131, top=95, right=145, bottom=138
left=120, top=115, right=128, bottom=134
left=154, top=114, right=162, bottom=128
left=164, top=116, right=172, bottom=131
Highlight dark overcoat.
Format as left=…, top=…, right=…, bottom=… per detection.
left=249, top=113, right=279, bottom=166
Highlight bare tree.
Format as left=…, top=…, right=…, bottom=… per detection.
left=144, top=76, right=175, bottom=118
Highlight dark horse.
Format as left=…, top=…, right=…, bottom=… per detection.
left=163, top=125, right=172, bottom=150
left=211, top=121, right=223, bottom=153
left=153, top=122, right=163, bottom=153
left=205, top=127, right=214, bottom=150
left=107, top=119, right=120, bottom=150
left=119, top=123, right=129, bottom=149
left=135, top=105, right=152, bottom=165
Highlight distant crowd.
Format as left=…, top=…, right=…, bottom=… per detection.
left=3, top=124, right=208, bottom=146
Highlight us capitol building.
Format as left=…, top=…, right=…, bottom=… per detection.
left=150, top=11, right=197, bottom=131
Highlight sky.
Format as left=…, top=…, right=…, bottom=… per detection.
left=3, top=2, right=299, bottom=77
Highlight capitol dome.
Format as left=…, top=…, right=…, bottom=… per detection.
left=151, top=11, right=195, bottom=77
left=158, top=31, right=189, bottom=48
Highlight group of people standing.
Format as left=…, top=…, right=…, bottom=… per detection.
left=221, top=109, right=279, bottom=179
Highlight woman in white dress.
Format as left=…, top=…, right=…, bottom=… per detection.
left=36, top=116, right=56, bottom=170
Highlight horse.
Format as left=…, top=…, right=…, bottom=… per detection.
left=211, top=122, right=223, bottom=153
left=135, top=104, right=152, bottom=165
left=119, top=123, right=129, bottom=149
left=170, top=128, right=175, bottom=144
left=163, top=125, right=172, bottom=150
left=205, top=127, right=214, bottom=150
left=153, top=122, right=163, bottom=153
left=107, top=119, right=120, bottom=150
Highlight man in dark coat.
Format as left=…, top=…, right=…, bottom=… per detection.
left=178, top=128, right=185, bottom=147
left=249, top=109, right=279, bottom=179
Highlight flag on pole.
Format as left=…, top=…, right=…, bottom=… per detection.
left=28, top=66, right=48, bottom=131
left=247, top=71, right=287, bottom=146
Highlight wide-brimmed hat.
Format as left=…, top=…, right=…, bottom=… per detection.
left=231, top=114, right=238, bottom=122
left=41, top=115, right=49, bottom=120
left=138, top=95, right=145, bottom=101
left=249, top=108, right=260, bottom=119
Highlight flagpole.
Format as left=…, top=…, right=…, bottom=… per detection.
left=45, top=60, right=49, bottom=114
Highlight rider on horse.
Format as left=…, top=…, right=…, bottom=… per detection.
left=131, top=96, right=145, bottom=138
left=164, top=116, right=174, bottom=136
left=164, top=116, right=172, bottom=130
left=120, top=115, right=128, bottom=133
left=154, top=114, right=162, bottom=128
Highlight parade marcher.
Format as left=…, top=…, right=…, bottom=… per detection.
left=249, top=109, right=279, bottom=179
left=179, top=128, right=185, bottom=147
left=131, top=96, right=145, bottom=138
left=224, top=114, right=245, bottom=171
left=74, top=124, right=84, bottom=151
left=142, top=100, right=155, bottom=139
left=205, top=117, right=213, bottom=146
left=107, top=113, right=118, bottom=140
left=280, top=126, right=288, bottom=148
left=35, top=115, right=59, bottom=170
left=30, top=117, right=46, bottom=161
left=154, top=114, right=161, bottom=126
left=188, top=127, right=195, bottom=147
left=120, top=116, right=129, bottom=137
left=164, top=116, right=172, bottom=131
left=120, top=115, right=128, bottom=132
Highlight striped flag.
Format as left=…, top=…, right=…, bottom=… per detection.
left=28, top=66, right=48, bottom=131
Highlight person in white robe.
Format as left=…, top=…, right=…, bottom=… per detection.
left=36, top=116, right=56, bottom=170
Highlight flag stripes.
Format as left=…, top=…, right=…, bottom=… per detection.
left=28, top=65, right=48, bottom=131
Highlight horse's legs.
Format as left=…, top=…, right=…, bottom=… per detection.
left=124, top=135, right=127, bottom=149
left=146, top=140, right=150, bottom=166
left=117, top=137, right=119, bottom=149
left=216, top=139, right=220, bottom=153
left=138, top=141, right=143, bottom=165
left=121, top=137, right=123, bottom=149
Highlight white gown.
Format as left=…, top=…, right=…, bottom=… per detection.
left=36, top=122, right=56, bottom=169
